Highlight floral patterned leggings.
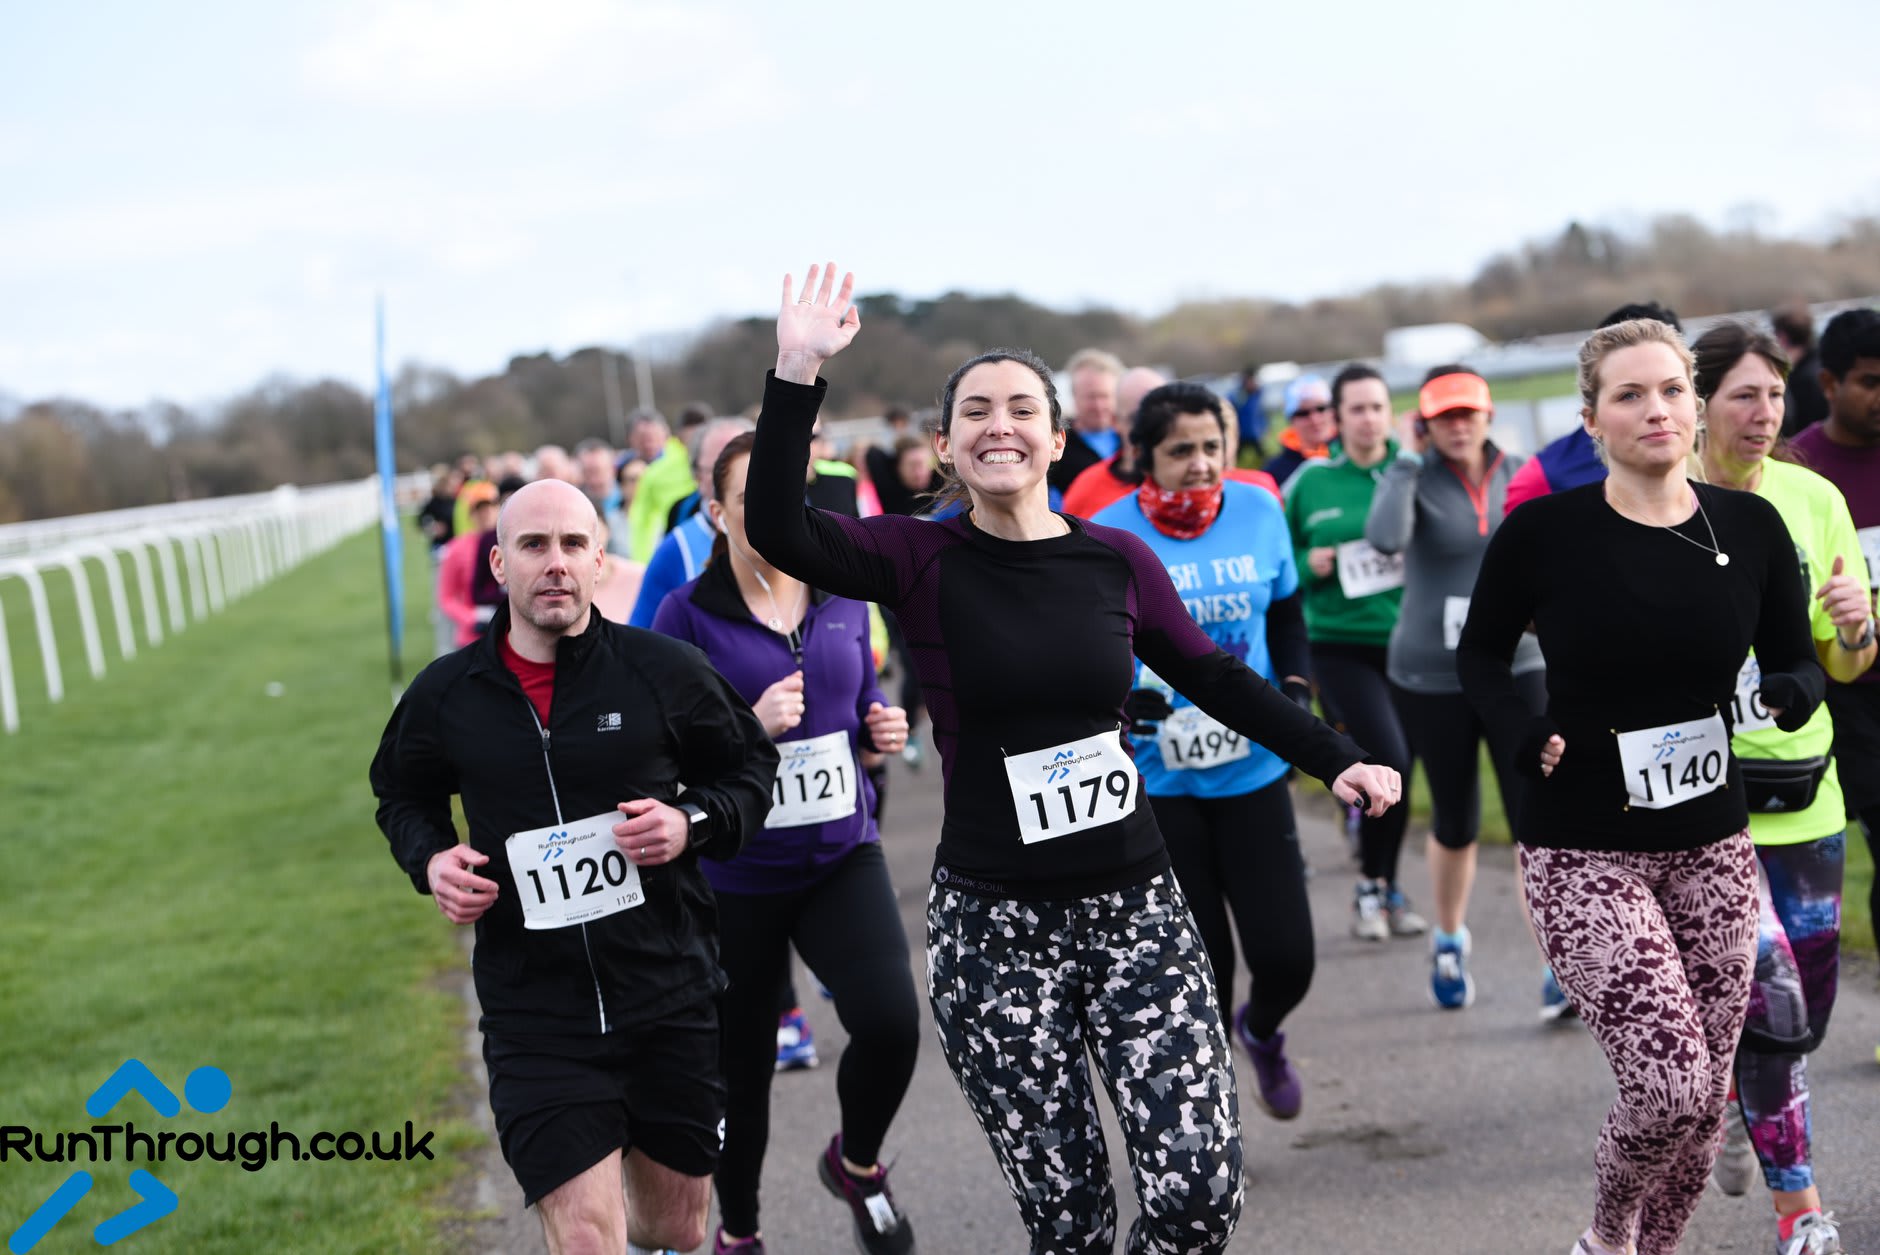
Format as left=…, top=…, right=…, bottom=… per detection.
left=1520, top=833, right=1758, bottom=1255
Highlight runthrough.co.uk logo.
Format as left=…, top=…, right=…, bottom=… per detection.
left=1045, top=749, right=1076, bottom=784
left=8, top=1059, right=225, bottom=1251
left=7, top=1059, right=437, bottom=1251
left=1652, top=730, right=1685, bottom=761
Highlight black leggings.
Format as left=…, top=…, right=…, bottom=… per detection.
left=1392, top=673, right=1547, bottom=848
left=1151, top=778, right=1312, bottom=1041
left=714, top=842, right=921, bottom=1236
left=1311, top=643, right=1412, bottom=883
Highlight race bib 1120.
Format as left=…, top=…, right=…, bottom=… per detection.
left=505, top=810, right=646, bottom=930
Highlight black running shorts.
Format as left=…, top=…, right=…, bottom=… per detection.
left=481, top=998, right=725, bottom=1205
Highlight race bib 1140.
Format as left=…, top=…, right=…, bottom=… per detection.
left=1615, top=712, right=1729, bottom=811
left=505, top=810, right=646, bottom=930
left=1004, top=729, right=1139, bottom=845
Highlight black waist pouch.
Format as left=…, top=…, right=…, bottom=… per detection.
left=1739, top=755, right=1829, bottom=814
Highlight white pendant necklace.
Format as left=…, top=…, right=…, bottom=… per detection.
left=1616, top=485, right=1729, bottom=566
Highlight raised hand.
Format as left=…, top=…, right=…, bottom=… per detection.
left=776, top=262, right=861, bottom=383
left=1817, top=555, right=1872, bottom=635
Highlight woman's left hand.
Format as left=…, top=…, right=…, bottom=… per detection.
left=776, top=263, right=861, bottom=383
left=864, top=701, right=909, bottom=752
left=1332, top=763, right=1402, bottom=817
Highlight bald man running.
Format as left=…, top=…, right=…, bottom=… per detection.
left=372, top=479, right=779, bottom=1255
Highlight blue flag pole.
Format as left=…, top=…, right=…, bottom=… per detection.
left=374, top=294, right=405, bottom=687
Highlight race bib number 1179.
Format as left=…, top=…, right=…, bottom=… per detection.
left=1004, top=729, right=1140, bottom=845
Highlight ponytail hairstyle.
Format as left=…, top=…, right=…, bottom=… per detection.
left=928, top=348, right=1064, bottom=514
left=706, top=430, right=758, bottom=566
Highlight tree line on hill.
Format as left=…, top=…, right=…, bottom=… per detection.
left=3, top=211, right=1877, bottom=523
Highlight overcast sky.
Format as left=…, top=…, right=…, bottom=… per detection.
left=3, top=0, right=1876, bottom=410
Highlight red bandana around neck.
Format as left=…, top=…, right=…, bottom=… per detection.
left=1137, top=479, right=1223, bottom=539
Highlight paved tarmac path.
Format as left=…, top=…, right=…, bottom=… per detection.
left=457, top=744, right=1880, bottom=1254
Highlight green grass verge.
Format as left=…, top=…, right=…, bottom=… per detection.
left=0, top=528, right=476, bottom=1254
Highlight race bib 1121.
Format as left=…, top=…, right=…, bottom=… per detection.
left=766, top=730, right=860, bottom=828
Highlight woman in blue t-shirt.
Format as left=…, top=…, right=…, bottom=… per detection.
left=1093, top=382, right=1317, bottom=1123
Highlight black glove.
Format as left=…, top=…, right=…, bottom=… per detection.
left=1756, top=673, right=1814, bottom=733
left=1123, top=688, right=1174, bottom=737
left=1281, top=679, right=1314, bottom=713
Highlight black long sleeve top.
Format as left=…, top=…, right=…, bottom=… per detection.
left=748, top=372, right=1366, bottom=899
left=1456, top=482, right=1824, bottom=850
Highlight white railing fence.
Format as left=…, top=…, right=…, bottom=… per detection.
left=0, top=474, right=424, bottom=734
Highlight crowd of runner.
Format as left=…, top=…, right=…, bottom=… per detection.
left=376, top=273, right=1879, bottom=1255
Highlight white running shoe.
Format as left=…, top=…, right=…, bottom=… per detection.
left=1778, top=1210, right=1843, bottom=1255
left=1351, top=881, right=1388, bottom=942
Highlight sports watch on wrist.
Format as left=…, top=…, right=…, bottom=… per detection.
left=1837, top=618, right=1876, bottom=651
left=677, top=802, right=709, bottom=850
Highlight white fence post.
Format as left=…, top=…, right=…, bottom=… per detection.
left=52, top=555, right=107, bottom=680
left=0, top=471, right=420, bottom=733
left=0, top=561, right=66, bottom=705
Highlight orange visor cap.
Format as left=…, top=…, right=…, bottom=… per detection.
left=1418, top=373, right=1494, bottom=418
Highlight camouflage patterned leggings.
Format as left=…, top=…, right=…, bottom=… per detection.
left=926, top=873, right=1243, bottom=1255
left=1520, top=833, right=1757, bottom=1255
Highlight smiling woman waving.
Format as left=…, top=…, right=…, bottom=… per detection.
left=745, top=264, right=1402, bottom=1254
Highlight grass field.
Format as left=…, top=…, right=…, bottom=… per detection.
left=0, top=528, right=476, bottom=1254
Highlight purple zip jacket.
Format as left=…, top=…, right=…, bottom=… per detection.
left=652, top=555, right=887, bottom=894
